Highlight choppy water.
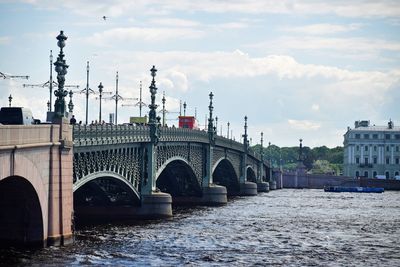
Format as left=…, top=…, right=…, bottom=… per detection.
left=1, top=189, right=400, bottom=266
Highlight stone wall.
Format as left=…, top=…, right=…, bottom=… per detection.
left=282, top=171, right=400, bottom=190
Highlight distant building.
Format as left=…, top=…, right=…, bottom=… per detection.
left=343, top=120, right=400, bottom=179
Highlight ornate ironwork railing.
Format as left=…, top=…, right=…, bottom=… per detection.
left=72, top=124, right=267, bottom=165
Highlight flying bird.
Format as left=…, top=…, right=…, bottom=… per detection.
left=103, top=16, right=107, bottom=21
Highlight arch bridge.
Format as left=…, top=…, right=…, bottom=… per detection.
left=72, top=122, right=272, bottom=220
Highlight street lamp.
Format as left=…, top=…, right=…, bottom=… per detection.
left=53, top=30, right=69, bottom=118
left=98, top=82, right=103, bottom=122
left=162, top=92, right=166, bottom=127
left=215, top=116, right=218, bottom=134
left=8, top=94, right=12, bottom=107
left=227, top=122, right=230, bottom=139
left=183, top=101, right=187, bottom=116
left=148, top=65, right=160, bottom=144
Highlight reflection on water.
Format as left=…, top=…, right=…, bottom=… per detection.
left=1, top=189, right=400, bottom=266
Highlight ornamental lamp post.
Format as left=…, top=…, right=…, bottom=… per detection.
left=215, top=116, right=218, bottom=134
left=260, top=132, right=264, bottom=161
left=183, top=101, right=187, bottom=116
left=8, top=94, right=12, bottom=107
left=98, top=82, right=103, bottom=122
left=227, top=122, right=230, bottom=139
left=53, top=30, right=69, bottom=119
left=243, top=116, right=248, bottom=151
left=298, top=138, right=303, bottom=163
left=148, top=65, right=160, bottom=144
left=207, top=92, right=215, bottom=143
left=162, top=92, right=166, bottom=127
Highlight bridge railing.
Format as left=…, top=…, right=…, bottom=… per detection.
left=159, top=127, right=209, bottom=143
left=73, top=124, right=151, bottom=146
left=215, top=135, right=244, bottom=152
left=72, top=124, right=268, bottom=165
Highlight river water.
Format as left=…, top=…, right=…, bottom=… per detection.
left=1, top=189, right=400, bottom=266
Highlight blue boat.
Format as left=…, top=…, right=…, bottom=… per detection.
left=324, top=186, right=384, bottom=193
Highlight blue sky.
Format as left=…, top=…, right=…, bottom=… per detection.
left=1, top=0, right=399, bottom=147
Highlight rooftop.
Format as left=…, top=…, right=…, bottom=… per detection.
left=347, top=120, right=400, bottom=132
left=350, top=126, right=400, bottom=132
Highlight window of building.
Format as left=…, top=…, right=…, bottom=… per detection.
left=385, top=134, right=391, bottom=140
left=365, top=146, right=368, bottom=152
left=356, top=171, right=360, bottom=177
left=373, top=171, right=377, bottom=178
left=355, top=134, right=360, bottom=139
left=386, top=146, right=390, bottom=152
left=385, top=171, right=390, bottom=179
left=396, top=146, right=399, bottom=152
left=356, top=157, right=360, bottom=164
left=356, top=145, right=359, bottom=151
left=364, top=134, right=369, bottom=139
left=395, top=134, right=400, bottom=140
left=386, top=157, right=390, bottom=164
left=374, top=146, right=377, bottom=152
left=396, top=158, right=399, bottom=165
left=365, top=158, right=369, bottom=164
left=373, top=134, right=378, bottom=139
left=373, top=157, right=377, bottom=164
left=395, top=171, right=399, bottom=176
left=364, top=171, right=368, bottom=178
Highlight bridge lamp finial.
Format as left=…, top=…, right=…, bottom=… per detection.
left=68, top=89, right=74, bottom=113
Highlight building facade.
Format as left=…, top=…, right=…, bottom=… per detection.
left=343, top=120, right=400, bottom=179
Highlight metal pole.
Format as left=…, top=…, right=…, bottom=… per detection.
left=227, top=122, right=230, bottom=139
left=98, top=82, right=103, bottom=122
left=85, top=61, right=89, bottom=124
left=115, top=71, right=118, bottom=124
left=49, top=50, right=53, bottom=111
left=162, top=91, right=166, bottom=127
left=139, top=81, right=142, bottom=117
left=8, top=94, right=12, bottom=107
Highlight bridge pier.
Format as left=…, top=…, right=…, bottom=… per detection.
left=201, top=184, right=227, bottom=206
left=257, top=181, right=270, bottom=192
left=269, top=180, right=277, bottom=190
left=138, top=192, right=172, bottom=219
left=239, top=181, right=258, bottom=196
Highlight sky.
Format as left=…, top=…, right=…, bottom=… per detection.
left=0, top=0, right=399, bottom=148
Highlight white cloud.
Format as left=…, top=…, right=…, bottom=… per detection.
left=250, top=36, right=400, bottom=53
left=149, top=18, right=200, bottom=28
left=95, top=50, right=400, bottom=93
left=85, top=26, right=204, bottom=45
left=217, top=22, right=249, bottom=29
left=311, top=104, right=319, bottom=111
left=288, top=119, right=321, bottom=130
left=0, top=36, right=11, bottom=45
left=281, top=23, right=362, bottom=35
left=23, top=1, right=400, bottom=18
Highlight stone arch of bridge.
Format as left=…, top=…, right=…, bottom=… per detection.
left=0, top=153, right=48, bottom=245
left=73, top=171, right=141, bottom=201
left=212, top=158, right=240, bottom=195
left=156, top=156, right=202, bottom=197
left=0, top=175, right=44, bottom=246
left=212, top=157, right=238, bottom=177
left=246, top=166, right=257, bottom=183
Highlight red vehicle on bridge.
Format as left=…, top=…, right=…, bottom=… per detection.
left=178, top=116, right=198, bottom=129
